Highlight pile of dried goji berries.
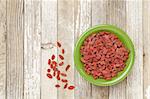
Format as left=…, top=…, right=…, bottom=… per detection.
left=47, top=42, right=75, bottom=90
left=80, top=31, right=129, bottom=80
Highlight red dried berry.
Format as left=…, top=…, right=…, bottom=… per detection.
left=48, top=59, right=51, bottom=65
left=50, top=64, right=53, bottom=69
left=80, top=31, right=129, bottom=80
left=59, top=62, right=64, bottom=66
left=56, top=71, right=60, bottom=80
left=53, top=65, right=56, bottom=70
left=111, top=72, right=116, bottom=77
left=47, top=74, right=52, bottom=79
left=57, top=42, right=61, bottom=47
left=68, top=86, right=75, bottom=90
left=105, top=77, right=112, bottom=80
left=57, top=76, right=60, bottom=80
left=52, top=61, right=57, bottom=67
left=59, top=55, right=64, bottom=60
left=60, top=73, right=67, bottom=77
left=51, top=55, right=55, bottom=60
left=53, top=67, right=58, bottom=71
left=65, top=65, right=70, bottom=71
left=57, top=70, right=60, bottom=76
left=55, top=84, right=60, bottom=88
left=47, top=69, right=51, bottom=72
left=62, top=49, right=65, bottom=54
left=53, top=71, right=56, bottom=76
left=61, top=79, right=68, bottom=83
left=81, top=58, right=86, bottom=63
left=64, top=83, right=68, bottom=89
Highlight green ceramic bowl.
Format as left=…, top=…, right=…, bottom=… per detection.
left=74, top=24, right=135, bottom=86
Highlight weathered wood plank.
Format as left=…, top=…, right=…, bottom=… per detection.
left=41, top=0, right=57, bottom=99
left=6, top=0, right=24, bottom=99
left=92, top=0, right=106, bottom=25
left=106, top=1, right=127, bottom=99
left=126, top=1, right=143, bottom=99
left=24, top=0, right=41, bottom=99
left=0, top=0, right=6, bottom=99
left=74, top=0, right=92, bottom=99
left=143, top=1, right=150, bottom=99
left=91, top=0, right=108, bottom=99
left=57, top=0, right=74, bottom=99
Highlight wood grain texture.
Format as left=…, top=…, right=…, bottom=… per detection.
left=0, top=0, right=148, bottom=99
left=74, top=0, right=92, bottom=99
left=41, top=0, right=57, bottom=99
left=24, top=0, right=41, bottom=99
left=106, top=1, right=127, bottom=99
left=126, top=1, right=143, bottom=99
left=57, top=0, right=74, bottom=99
left=6, top=0, right=24, bottom=99
left=91, top=0, right=108, bottom=99
left=143, top=1, right=150, bottom=99
left=0, top=0, right=6, bottom=99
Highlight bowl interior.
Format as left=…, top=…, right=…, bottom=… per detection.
left=74, top=25, right=135, bottom=86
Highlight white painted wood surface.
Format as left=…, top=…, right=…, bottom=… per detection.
left=58, top=0, right=74, bottom=99
left=74, top=0, right=92, bottom=99
left=0, top=0, right=6, bottom=99
left=126, top=1, right=143, bottom=99
left=24, top=0, right=41, bottom=99
left=0, top=0, right=149, bottom=99
left=143, top=1, right=150, bottom=99
left=41, top=0, right=57, bottom=99
left=6, top=0, right=24, bottom=99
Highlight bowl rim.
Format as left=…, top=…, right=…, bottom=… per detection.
left=74, top=24, right=135, bottom=86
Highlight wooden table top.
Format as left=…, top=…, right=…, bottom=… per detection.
left=0, top=0, right=149, bottom=99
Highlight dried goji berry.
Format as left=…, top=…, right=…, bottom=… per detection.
left=65, top=65, right=70, bottom=71
left=51, top=54, right=55, bottom=60
left=53, top=71, right=56, bottom=76
left=60, top=73, right=67, bottom=77
left=56, top=71, right=60, bottom=80
left=62, top=49, right=65, bottom=54
left=111, top=72, right=116, bottom=77
left=64, top=83, right=68, bottom=89
left=53, top=67, right=58, bottom=71
left=59, top=55, right=64, bottom=60
left=55, top=84, right=60, bottom=88
left=105, top=77, right=111, bottom=80
left=57, top=42, right=61, bottom=47
left=59, top=62, right=64, bottom=66
left=57, top=70, right=60, bottom=76
left=68, top=86, right=75, bottom=90
left=50, top=64, right=53, bottom=69
left=47, top=69, right=51, bottom=72
left=80, top=31, right=129, bottom=80
left=61, top=79, right=68, bottom=83
left=53, top=65, right=57, bottom=70
left=52, top=61, right=57, bottom=67
left=47, top=74, right=52, bottom=79
left=57, top=76, right=60, bottom=80
left=46, top=41, right=76, bottom=89
left=48, top=59, right=51, bottom=65
left=52, top=61, right=57, bottom=65
left=80, top=58, right=86, bottom=63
